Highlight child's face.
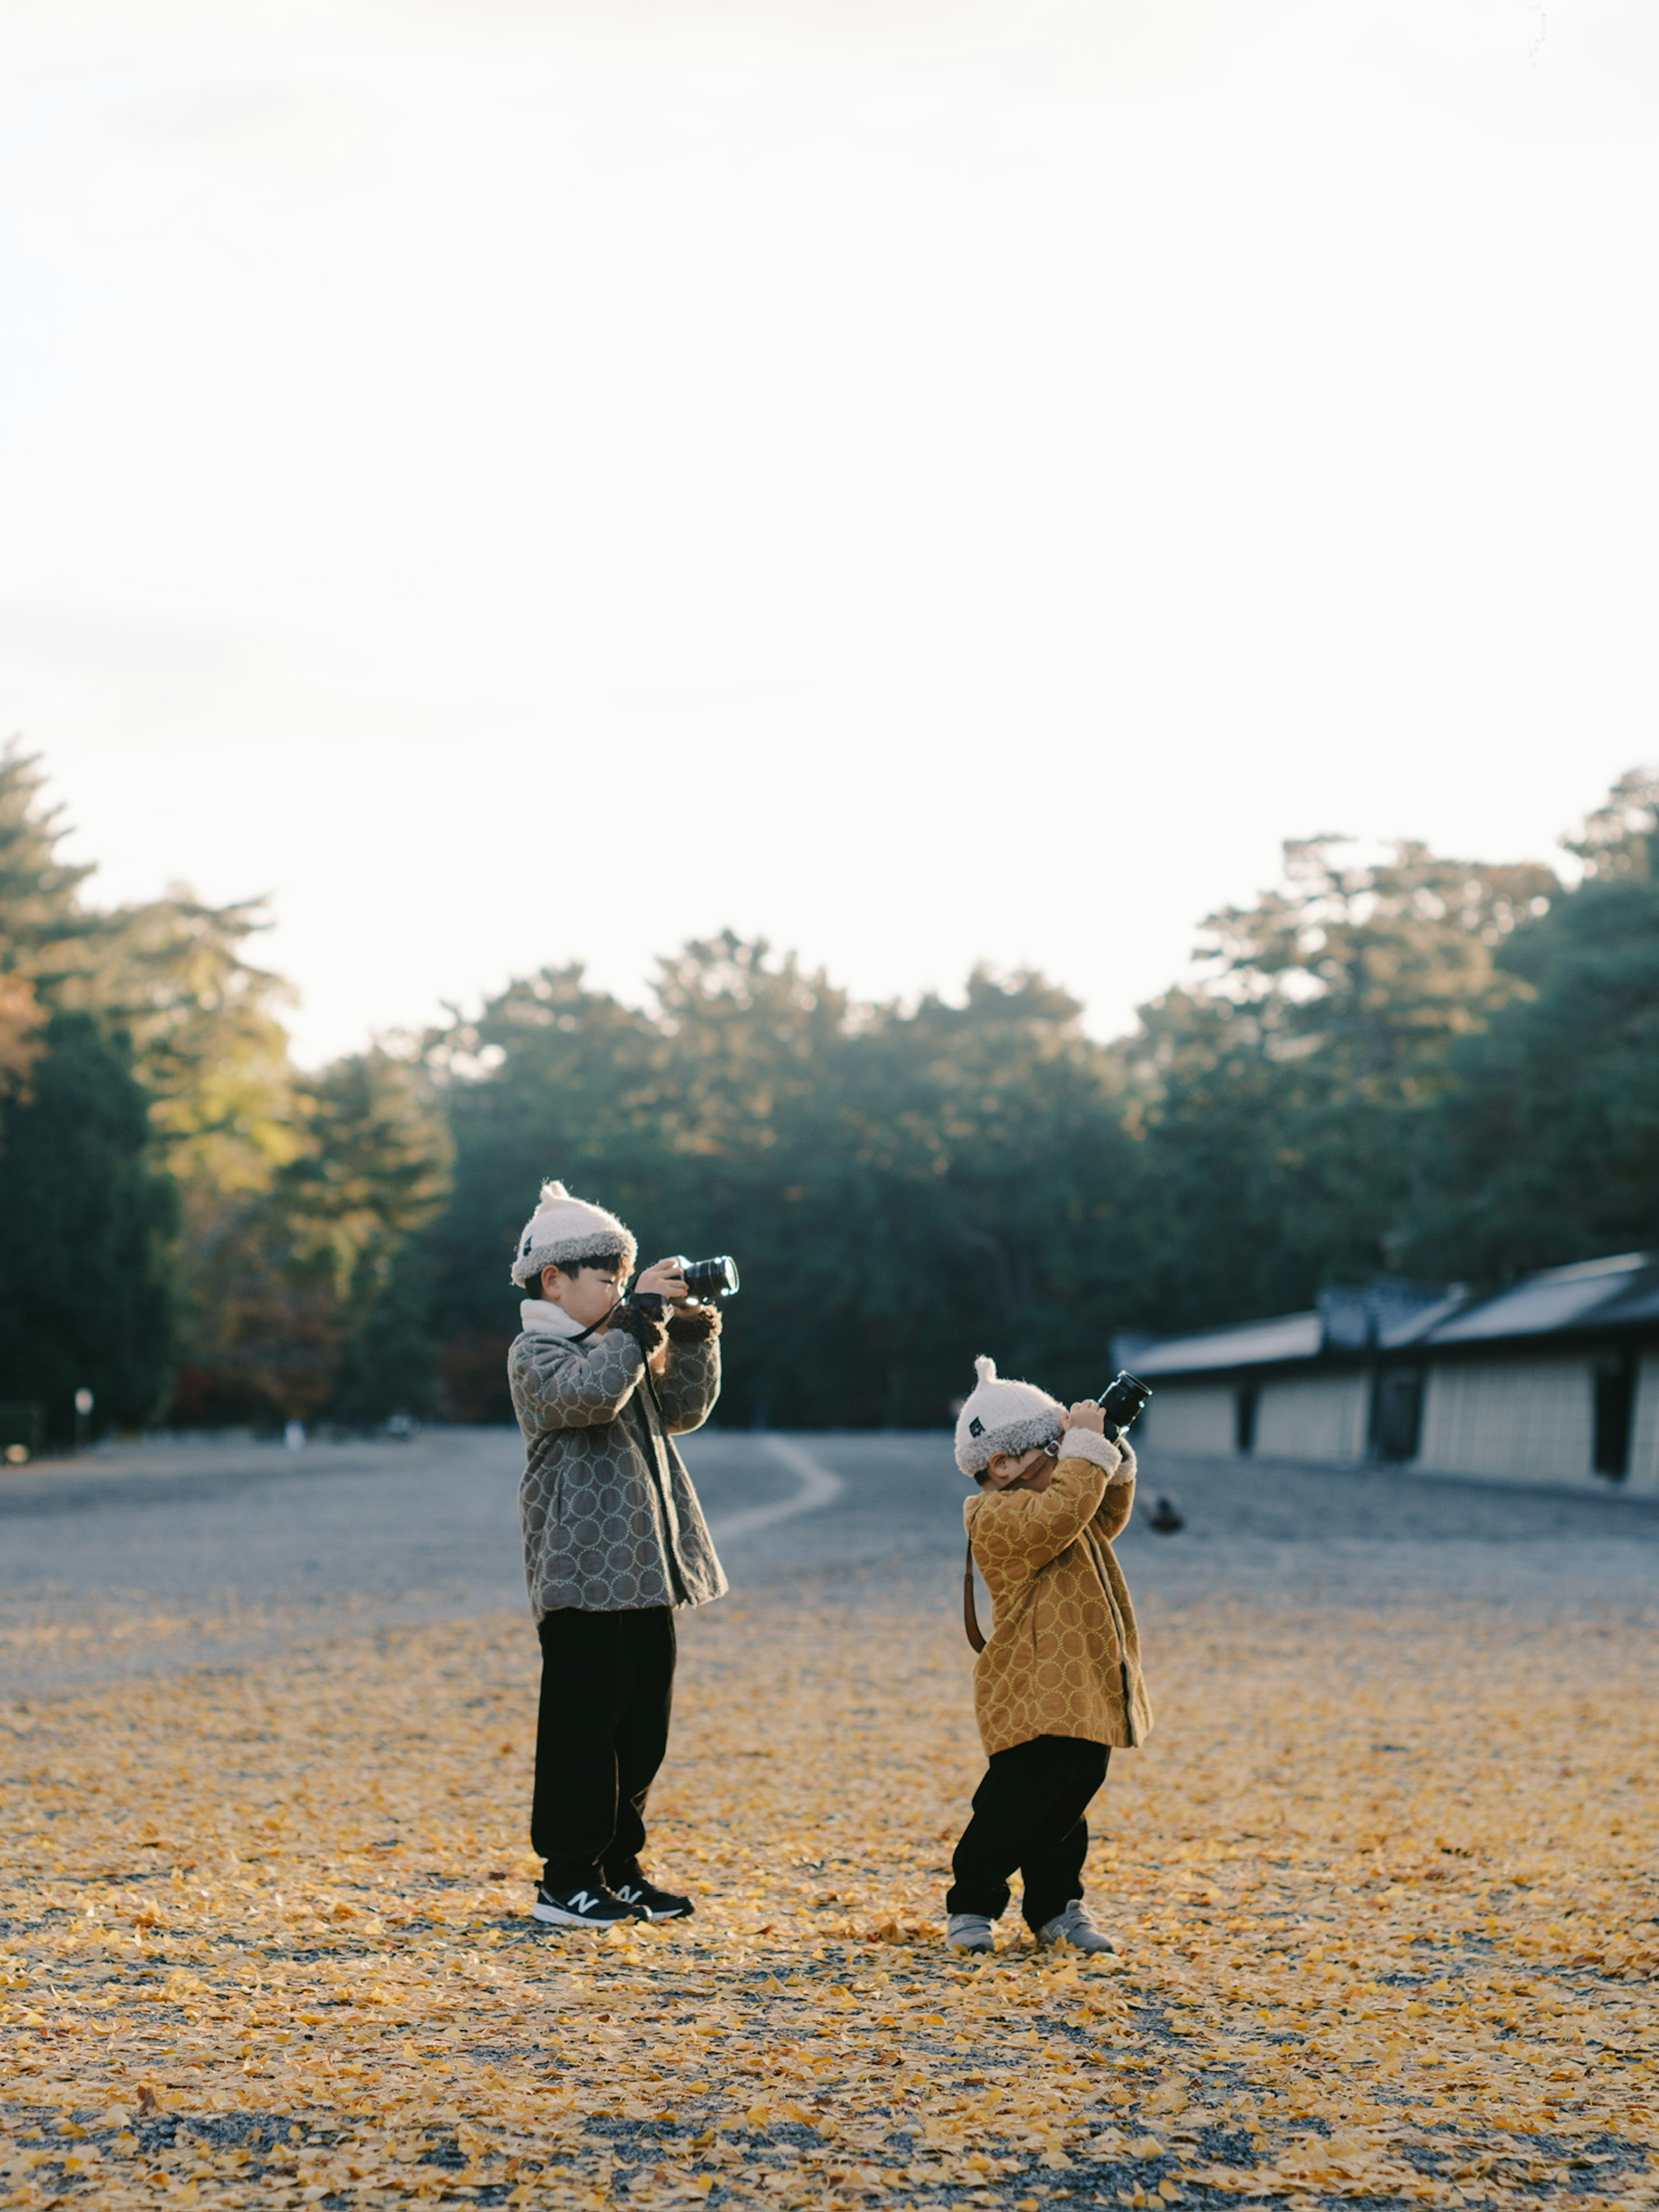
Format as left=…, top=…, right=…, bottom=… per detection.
left=541, top=1260, right=627, bottom=1329
left=983, top=1443, right=1058, bottom=1494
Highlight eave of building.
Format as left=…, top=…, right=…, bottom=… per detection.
left=1121, top=1309, right=1323, bottom=1378
left=1118, top=1252, right=1659, bottom=1381
left=1421, top=1253, right=1656, bottom=1348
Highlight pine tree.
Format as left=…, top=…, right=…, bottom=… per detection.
left=1404, top=769, right=1659, bottom=1280
left=0, top=751, right=181, bottom=1438
left=0, top=744, right=100, bottom=1105
left=0, top=1013, right=178, bottom=1437
left=0, top=743, right=102, bottom=982
left=1117, top=836, right=1560, bottom=1325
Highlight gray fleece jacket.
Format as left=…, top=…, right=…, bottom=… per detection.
left=507, top=1308, right=728, bottom=1617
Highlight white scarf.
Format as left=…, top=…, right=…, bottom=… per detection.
left=519, top=1299, right=590, bottom=1338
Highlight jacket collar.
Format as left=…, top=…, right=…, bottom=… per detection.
left=520, top=1299, right=588, bottom=1338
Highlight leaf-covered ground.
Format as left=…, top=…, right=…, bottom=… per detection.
left=3, top=1583, right=1656, bottom=2210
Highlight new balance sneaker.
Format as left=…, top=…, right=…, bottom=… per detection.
left=531, top=1882, right=640, bottom=1929
left=946, top=1912, right=996, bottom=1953
left=1036, top=1899, right=1116, bottom=1954
left=611, top=1875, right=694, bottom=1922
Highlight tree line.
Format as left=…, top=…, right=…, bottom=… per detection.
left=2, top=746, right=1655, bottom=1443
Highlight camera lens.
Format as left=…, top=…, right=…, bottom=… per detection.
left=1096, top=1370, right=1152, bottom=1431
left=683, top=1255, right=740, bottom=1298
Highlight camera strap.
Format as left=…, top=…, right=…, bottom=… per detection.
left=566, top=1307, right=690, bottom=1605
left=963, top=1534, right=986, bottom=1653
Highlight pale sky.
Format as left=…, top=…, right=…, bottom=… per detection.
left=2, top=0, right=1655, bottom=1062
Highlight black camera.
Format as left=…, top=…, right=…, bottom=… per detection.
left=624, top=1255, right=740, bottom=1323
left=1096, top=1370, right=1152, bottom=1440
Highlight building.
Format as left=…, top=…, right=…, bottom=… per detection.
left=1114, top=1253, right=1659, bottom=1494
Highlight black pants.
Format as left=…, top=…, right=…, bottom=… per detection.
left=946, top=1734, right=1110, bottom=1932
left=531, top=1607, right=676, bottom=1893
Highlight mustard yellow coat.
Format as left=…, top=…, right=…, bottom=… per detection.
left=963, top=1431, right=1153, bottom=1757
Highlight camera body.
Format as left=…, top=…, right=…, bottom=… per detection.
left=1095, top=1370, right=1152, bottom=1441
left=625, top=1255, right=741, bottom=1322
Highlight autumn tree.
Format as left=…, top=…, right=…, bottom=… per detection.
left=0, top=749, right=453, bottom=1434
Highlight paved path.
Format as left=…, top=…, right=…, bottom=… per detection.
left=3, top=1428, right=1656, bottom=1694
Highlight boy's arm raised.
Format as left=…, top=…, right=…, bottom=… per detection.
left=654, top=1306, right=722, bottom=1434
left=510, top=1326, right=645, bottom=1431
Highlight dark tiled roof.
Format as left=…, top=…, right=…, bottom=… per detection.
left=1599, top=1274, right=1659, bottom=1326
left=1424, top=1253, right=1656, bottom=1344
left=1120, top=1309, right=1322, bottom=1377
left=1117, top=1253, right=1659, bottom=1378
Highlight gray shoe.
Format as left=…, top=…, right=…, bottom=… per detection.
left=1037, top=1900, right=1116, bottom=1954
left=946, top=1912, right=995, bottom=1952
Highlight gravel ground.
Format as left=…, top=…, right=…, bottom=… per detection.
left=4, top=1429, right=1657, bottom=2209
left=3, top=1427, right=1656, bottom=1696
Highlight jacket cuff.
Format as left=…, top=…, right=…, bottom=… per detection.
left=1056, top=1428, right=1123, bottom=1478
left=604, top=1305, right=666, bottom=1355
left=667, top=1304, right=721, bottom=1344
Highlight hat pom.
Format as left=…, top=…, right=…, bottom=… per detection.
left=510, top=1178, right=635, bottom=1285
left=974, top=1355, right=997, bottom=1386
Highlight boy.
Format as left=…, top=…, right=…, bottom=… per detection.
left=946, top=1355, right=1152, bottom=1955
left=507, top=1179, right=726, bottom=1929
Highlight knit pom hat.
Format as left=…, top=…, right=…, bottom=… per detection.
left=509, top=1180, right=637, bottom=1285
left=953, top=1355, right=1065, bottom=1478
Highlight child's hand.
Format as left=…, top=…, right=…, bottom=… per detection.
left=1064, top=1400, right=1106, bottom=1434
left=636, top=1256, right=690, bottom=1304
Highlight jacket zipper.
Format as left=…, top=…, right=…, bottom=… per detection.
left=634, top=1367, right=690, bottom=1606
left=1087, top=1527, right=1138, bottom=1748
left=566, top=1314, right=692, bottom=1606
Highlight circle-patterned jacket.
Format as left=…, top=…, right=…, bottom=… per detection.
left=509, top=1319, right=728, bottom=1617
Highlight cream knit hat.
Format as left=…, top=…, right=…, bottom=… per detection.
left=509, top=1180, right=637, bottom=1286
left=953, top=1355, right=1065, bottom=1477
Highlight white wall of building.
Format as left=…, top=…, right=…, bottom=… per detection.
left=1138, top=1382, right=1234, bottom=1456
left=1415, top=1356, right=1600, bottom=1487
left=1143, top=1348, right=1659, bottom=1491
left=1253, top=1373, right=1370, bottom=1465
left=1627, top=1354, right=1659, bottom=1496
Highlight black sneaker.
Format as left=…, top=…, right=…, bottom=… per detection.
left=531, top=1881, right=641, bottom=1928
left=611, top=1875, right=694, bottom=1922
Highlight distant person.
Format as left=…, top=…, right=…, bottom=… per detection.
left=944, top=1357, right=1152, bottom=1955
left=507, top=1180, right=726, bottom=1929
